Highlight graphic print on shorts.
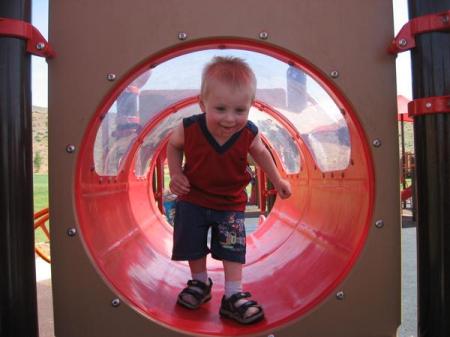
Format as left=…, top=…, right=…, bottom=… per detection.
left=218, top=213, right=246, bottom=252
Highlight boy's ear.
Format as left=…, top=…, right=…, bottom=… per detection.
left=199, top=100, right=206, bottom=113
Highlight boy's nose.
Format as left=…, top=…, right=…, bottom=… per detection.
left=224, top=112, right=235, bottom=123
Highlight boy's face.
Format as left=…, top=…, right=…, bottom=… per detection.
left=200, top=81, right=254, bottom=140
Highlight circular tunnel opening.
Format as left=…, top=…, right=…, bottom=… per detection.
left=75, top=41, right=374, bottom=336
left=144, top=98, right=301, bottom=235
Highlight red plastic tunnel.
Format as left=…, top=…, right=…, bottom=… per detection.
left=75, top=41, right=374, bottom=336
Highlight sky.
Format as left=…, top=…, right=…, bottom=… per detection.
left=31, top=0, right=412, bottom=108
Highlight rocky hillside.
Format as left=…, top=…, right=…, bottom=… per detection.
left=32, top=106, right=48, bottom=174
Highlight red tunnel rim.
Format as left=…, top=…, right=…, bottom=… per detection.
left=74, top=37, right=376, bottom=334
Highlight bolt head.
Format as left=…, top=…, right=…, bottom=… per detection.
left=178, top=32, right=188, bottom=40
left=398, top=38, right=408, bottom=47
left=111, top=298, right=121, bottom=307
left=330, top=70, right=339, bottom=79
left=336, top=291, right=345, bottom=300
left=425, top=102, right=432, bottom=109
left=106, top=73, right=116, bottom=81
left=259, top=31, right=269, bottom=40
left=375, top=219, right=384, bottom=228
left=67, top=228, right=77, bottom=237
left=36, top=42, right=45, bottom=50
left=372, top=139, right=382, bottom=147
left=66, top=144, right=76, bottom=153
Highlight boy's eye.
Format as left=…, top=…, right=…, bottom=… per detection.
left=235, top=108, right=246, bottom=114
left=215, top=106, right=226, bottom=112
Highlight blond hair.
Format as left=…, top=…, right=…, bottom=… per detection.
left=200, top=56, right=257, bottom=100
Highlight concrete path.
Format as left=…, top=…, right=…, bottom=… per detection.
left=36, top=258, right=54, bottom=337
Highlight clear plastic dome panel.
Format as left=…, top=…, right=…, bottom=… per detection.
left=135, top=105, right=200, bottom=177
left=249, top=108, right=301, bottom=173
left=94, top=49, right=351, bottom=175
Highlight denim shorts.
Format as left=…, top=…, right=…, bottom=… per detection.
left=171, top=200, right=246, bottom=264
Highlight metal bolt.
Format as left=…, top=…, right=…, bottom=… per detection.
left=425, top=102, right=432, bottom=109
left=330, top=70, right=339, bottom=79
left=442, top=15, right=449, bottom=24
left=375, top=219, right=384, bottom=228
left=336, top=291, right=345, bottom=300
left=111, top=298, right=121, bottom=307
left=178, top=32, right=188, bottom=40
left=372, top=139, right=382, bottom=147
left=106, top=73, right=116, bottom=81
left=398, top=38, right=408, bottom=47
left=67, top=228, right=77, bottom=237
left=268, top=335, right=275, bottom=337
left=259, top=31, right=269, bottom=40
left=36, top=42, right=45, bottom=50
left=66, top=144, right=76, bottom=153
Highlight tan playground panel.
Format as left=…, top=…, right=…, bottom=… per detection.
left=48, top=1, right=400, bottom=336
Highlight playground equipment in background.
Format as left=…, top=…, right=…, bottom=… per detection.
left=33, top=207, right=50, bottom=263
left=397, top=94, right=415, bottom=209
left=400, top=152, right=415, bottom=203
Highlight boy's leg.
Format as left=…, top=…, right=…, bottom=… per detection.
left=177, top=256, right=212, bottom=308
left=223, top=260, right=243, bottom=295
left=172, top=201, right=212, bottom=309
left=190, top=256, right=208, bottom=277
left=190, top=256, right=209, bottom=283
left=222, top=260, right=260, bottom=319
left=209, top=209, right=263, bottom=323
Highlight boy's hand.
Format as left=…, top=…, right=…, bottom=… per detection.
left=274, top=178, right=292, bottom=199
left=169, top=173, right=190, bottom=196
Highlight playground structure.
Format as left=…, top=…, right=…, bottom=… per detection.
left=34, top=208, right=51, bottom=263
left=31, top=95, right=415, bottom=265
left=398, top=95, right=415, bottom=210
left=47, top=1, right=401, bottom=336
left=3, top=1, right=449, bottom=337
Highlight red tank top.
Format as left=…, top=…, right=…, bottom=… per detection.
left=178, top=113, right=258, bottom=211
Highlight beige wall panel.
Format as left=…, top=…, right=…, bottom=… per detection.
left=49, top=0, right=400, bottom=336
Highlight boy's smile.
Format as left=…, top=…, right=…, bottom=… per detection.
left=200, top=81, right=253, bottom=144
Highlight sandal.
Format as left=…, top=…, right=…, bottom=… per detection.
left=219, top=292, right=264, bottom=324
left=177, top=278, right=213, bottom=309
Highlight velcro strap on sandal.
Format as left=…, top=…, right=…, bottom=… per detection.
left=235, top=300, right=259, bottom=315
left=180, top=287, right=205, bottom=302
left=188, top=279, right=212, bottom=291
left=228, top=291, right=251, bottom=303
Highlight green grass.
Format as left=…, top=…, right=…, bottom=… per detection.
left=33, top=174, right=48, bottom=211
left=33, top=174, right=49, bottom=244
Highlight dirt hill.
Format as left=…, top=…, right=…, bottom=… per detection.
left=32, top=106, right=48, bottom=174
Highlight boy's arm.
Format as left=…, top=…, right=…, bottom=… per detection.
left=249, top=133, right=292, bottom=199
left=167, top=123, right=190, bottom=195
